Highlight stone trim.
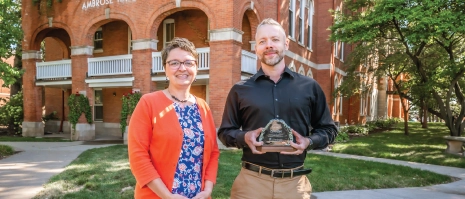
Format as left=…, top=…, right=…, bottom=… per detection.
left=209, top=28, right=244, bottom=42
left=284, top=50, right=346, bottom=75
left=22, top=50, right=42, bottom=60
left=132, top=39, right=158, bottom=50
left=70, top=46, right=94, bottom=56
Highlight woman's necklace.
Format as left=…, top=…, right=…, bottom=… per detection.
left=167, top=90, right=189, bottom=103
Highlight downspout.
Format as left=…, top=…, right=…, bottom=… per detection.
left=58, top=89, right=64, bottom=133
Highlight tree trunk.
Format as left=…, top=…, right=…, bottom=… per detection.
left=403, top=110, right=409, bottom=135
left=422, top=100, right=428, bottom=128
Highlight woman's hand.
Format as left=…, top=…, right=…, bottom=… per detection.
left=192, top=190, right=212, bottom=199
left=167, top=194, right=189, bottom=199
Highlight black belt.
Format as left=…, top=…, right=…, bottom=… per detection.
left=242, top=162, right=312, bottom=178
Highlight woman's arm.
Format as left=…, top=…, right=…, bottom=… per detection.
left=147, top=179, right=188, bottom=199
left=192, top=180, right=214, bottom=199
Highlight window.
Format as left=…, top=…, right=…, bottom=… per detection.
left=163, top=19, right=175, bottom=47
left=339, top=78, right=343, bottom=115
left=307, top=0, right=314, bottom=49
left=333, top=76, right=339, bottom=115
left=340, top=42, right=345, bottom=61
left=289, top=0, right=296, bottom=39
left=334, top=41, right=339, bottom=58
left=298, top=0, right=305, bottom=44
left=289, top=61, right=296, bottom=72
left=370, top=85, right=378, bottom=118
left=94, top=89, right=103, bottom=121
left=360, top=85, right=368, bottom=116
left=334, top=7, right=341, bottom=59
left=298, top=65, right=305, bottom=75
left=94, top=27, right=103, bottom=53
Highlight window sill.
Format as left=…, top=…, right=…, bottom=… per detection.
left=93, top=49, right=103, bottom=53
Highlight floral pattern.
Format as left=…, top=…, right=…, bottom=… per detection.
left=172, top=102, right=205, bottom=198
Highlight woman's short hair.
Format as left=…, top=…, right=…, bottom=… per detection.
left=161, top=37, right=198, bottom=67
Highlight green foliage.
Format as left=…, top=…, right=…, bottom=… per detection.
left=0, top=92, right=23, bottom=134
left=330, top=0, right=465, bottom=136
left=67, top=93, right=93, bottom=134
left=120, top=92, right=142, bottom=135
left=32, top=0, right=63, bottom=8
left=0, top=0, right=23, bottom=87
left=0, top=144, right=14, bottom=158
left=334, top=130, right=350, bottom=143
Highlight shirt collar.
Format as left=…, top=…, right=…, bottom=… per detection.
left=253, top=66, right=295, bottom=81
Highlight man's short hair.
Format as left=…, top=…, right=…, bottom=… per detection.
left=256, top=18, right=287, bottom=38
left=161, top=37, right=198, bottom=67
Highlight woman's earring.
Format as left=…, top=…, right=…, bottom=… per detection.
left=194, top=78, right=197, bottom=82
left=165, top=76, right=169, bottom=83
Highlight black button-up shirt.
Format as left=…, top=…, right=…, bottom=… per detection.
left=218, top=67, right=338, bottom=169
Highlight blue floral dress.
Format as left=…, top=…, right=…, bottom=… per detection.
left=171, top=102, right=205, bottom=198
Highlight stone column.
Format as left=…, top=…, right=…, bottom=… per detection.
left=131, top=39, right=157, bottom=94
left=208, top=28, right=243, bottom=126
left=70, top=46, right=95, bottom=140
left=22, top=51, right=44, bottom=137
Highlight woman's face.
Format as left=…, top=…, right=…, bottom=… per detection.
left=165, top=48, right=198, bottom=88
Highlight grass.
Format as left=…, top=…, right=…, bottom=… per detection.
left=0, top=136, right=71, bottom=142
left=34, top=145, right=456, bottom=199
left=0, top=144, right=15, bottom=159
left=332, top=122, right=465, bottom=168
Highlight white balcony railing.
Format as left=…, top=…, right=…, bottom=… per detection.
left=36, top=60, right=72, bottom=80
left=152, top=47, right=210, bottom=73
left=88, top=54, right=132, bottom=77
left=241, top=50, right=257, bottom=74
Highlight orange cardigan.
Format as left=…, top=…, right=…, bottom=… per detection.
left=128, top=91, right=219, bottom=199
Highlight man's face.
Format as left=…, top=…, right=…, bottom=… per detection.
left=255, top=24, right=289, bottom=67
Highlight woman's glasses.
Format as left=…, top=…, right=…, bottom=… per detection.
left=166, top=60, right=197, bottom=69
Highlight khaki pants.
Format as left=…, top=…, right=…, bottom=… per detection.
left=230, top=168, right=312, bottom=199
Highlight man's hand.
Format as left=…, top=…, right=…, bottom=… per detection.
left=281, top=129, right=310, bottom=155
left=244, top=128, right=264, bottom=154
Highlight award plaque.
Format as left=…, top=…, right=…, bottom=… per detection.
left=257, top=119, right=296, bottom=152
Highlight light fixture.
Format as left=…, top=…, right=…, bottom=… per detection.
left=113, top=92, right=116, bottom=96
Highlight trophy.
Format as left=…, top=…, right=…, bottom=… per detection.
left=257, top=119, right=296, bottom=152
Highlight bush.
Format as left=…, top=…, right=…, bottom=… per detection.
left=335, top=130, right=350, bottom=143
left=0, top=144, right=14, bottom=158
left=0, top=92, right=23, bottom=134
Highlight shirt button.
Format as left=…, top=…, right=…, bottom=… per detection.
left=274, top=85, right=276, bottom=87
left=276, top=115, right=279, bottom=118
left=275, top=99, right=278, bottom=101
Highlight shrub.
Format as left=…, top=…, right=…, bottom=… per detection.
left=0, top=92, right=23, bottom=134
left=120, top=91, right=142, bottom=136
left=335, top=130, right=350, bottom=143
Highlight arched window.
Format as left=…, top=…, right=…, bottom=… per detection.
left=306, top=68, right=313, bottom=78
left=333, top=76, right=339, bottom=115
left=289, top=61, right=296, bottom=72
left=298, top=65, right=305, bottom=75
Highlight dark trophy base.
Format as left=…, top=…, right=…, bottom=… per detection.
left=257, top=145, right=297, bottom=153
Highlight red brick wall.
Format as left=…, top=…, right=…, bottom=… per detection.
left=102, top=88, right=131, bottom=123
left=94, top=21, right=130, bottom=57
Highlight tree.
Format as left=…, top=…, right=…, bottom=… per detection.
left=330, top=0, right=465, bottom=136
left=0, top=0, right=24, bottom=134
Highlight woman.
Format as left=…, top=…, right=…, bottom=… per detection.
left=128, top=37, right=219, bottom=199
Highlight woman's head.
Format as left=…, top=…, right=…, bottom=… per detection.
left=161, top=38, right=199, bottom=88
left=161, top=37, right=198, bottom=66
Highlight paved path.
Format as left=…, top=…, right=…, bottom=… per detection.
left=309, top=151, right=465, bottom=199
left=1, top=142, right=465, bottom=199
left=0, top=142, right=117, bottom=199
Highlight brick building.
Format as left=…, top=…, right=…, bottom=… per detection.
left=21, top=0, right=403, bottom=140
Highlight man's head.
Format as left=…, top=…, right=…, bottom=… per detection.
left=255, top=18, right=289, bottom=67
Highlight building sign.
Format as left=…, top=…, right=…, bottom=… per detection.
left=82, top=0, right=136, bottom=11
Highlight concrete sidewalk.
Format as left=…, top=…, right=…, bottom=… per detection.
left=309, top=151, right=465, bottom=199
left=0, top=141, right=117, bottom=199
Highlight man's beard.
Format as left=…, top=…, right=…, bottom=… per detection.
left=260, top=50, right=284, bottom=66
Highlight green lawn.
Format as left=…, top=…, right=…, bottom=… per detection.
left=332, top=122, right=465, bottom=168
left=34, top=145, right=456, bottom=199
left=0, top=136, right=71, bottom=142
left=0, top=144, right=14, bottom=159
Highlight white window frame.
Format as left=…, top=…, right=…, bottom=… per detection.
left=298, top=0, right=305, bottom=44
left=307, top=0, right=314, bottom=50
left=289, top=0, right=296, bottom=39
left=94, top=27, right=103, bottom=53
left=360, top=86, right=368, bottom=116
left=163, top=19, right=175, bottom=47
left=334, top=7, right=341, bottom=58
left=370, top=87, right=378, bottom=118
left=339, top=78, right=343, bottom=115
left=333, top=76, right=339, bottom=115
left=340, top=42, right=345, bottom=61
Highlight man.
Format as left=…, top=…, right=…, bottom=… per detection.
left=218, top=18, right=338, bottom=199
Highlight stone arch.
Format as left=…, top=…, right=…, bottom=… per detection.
left=146, top=1, right=215, bottom=40
left=29, top=22, right=73, bottom=51
left=238, top=1, right=262, bottom=41
left=30, top=28, right=72, bottom=60
left=298, top=65, right=305, bottom=75
left=79, top=13, right=136, bottom=46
